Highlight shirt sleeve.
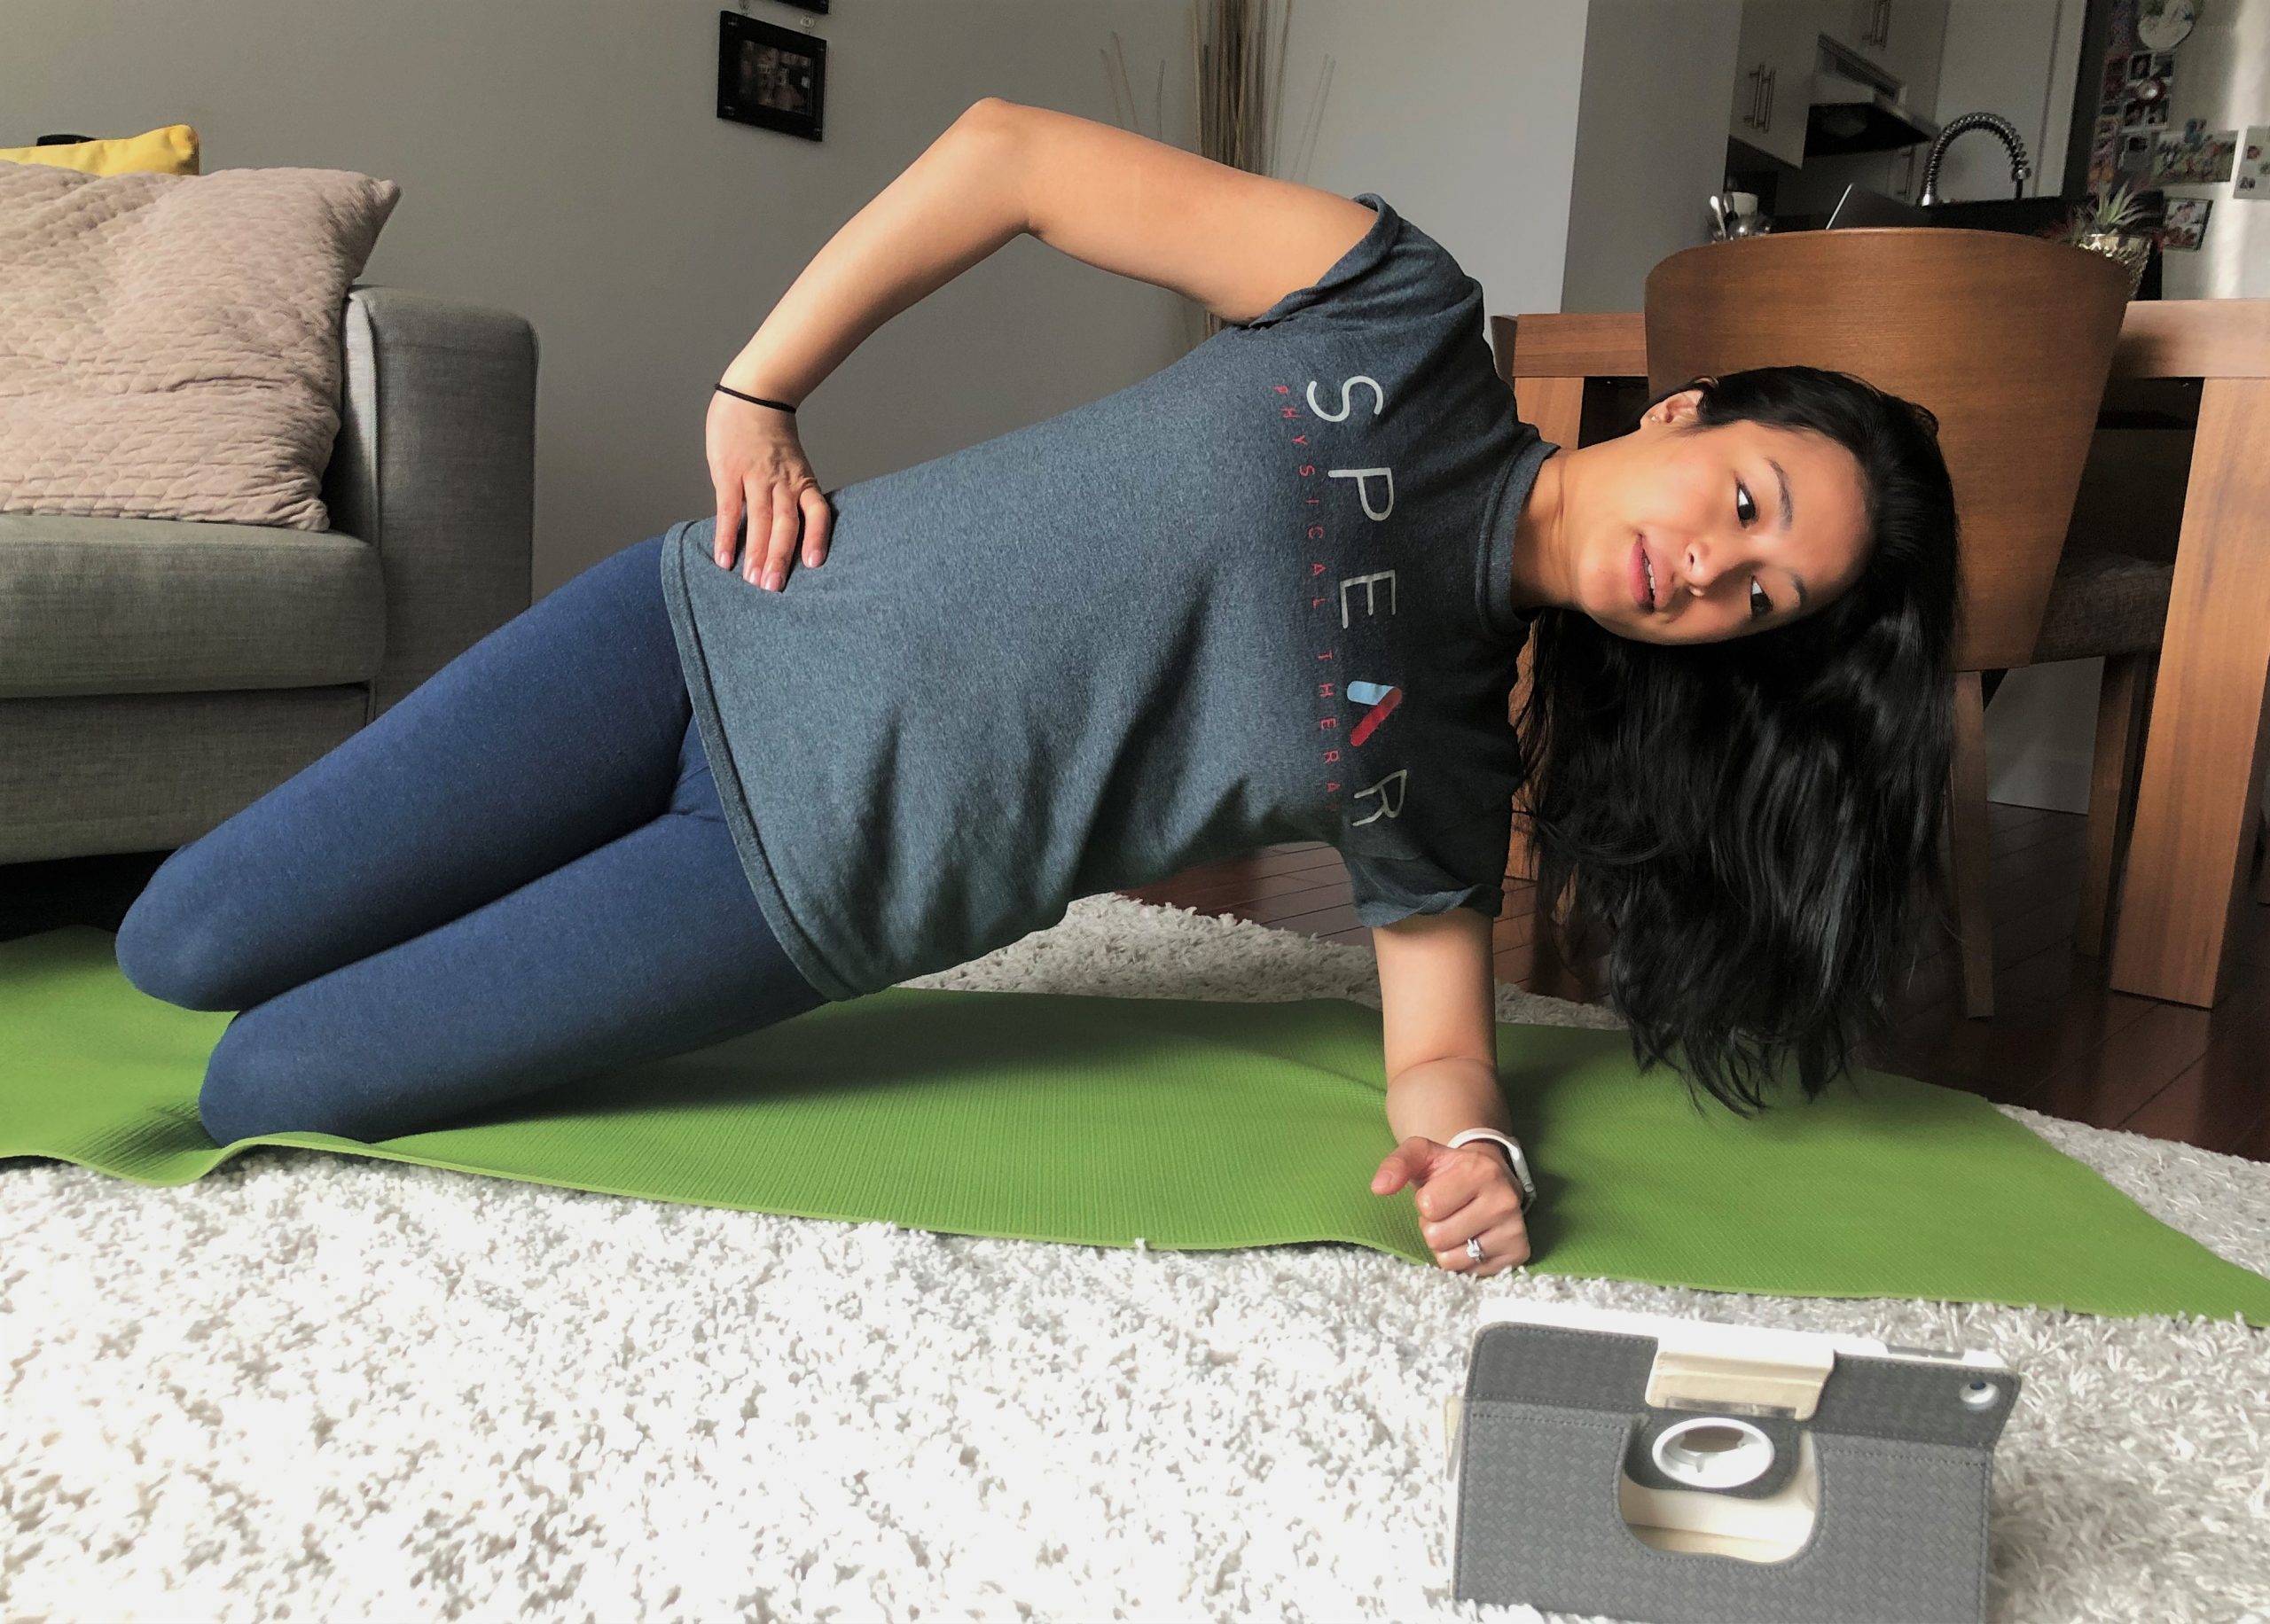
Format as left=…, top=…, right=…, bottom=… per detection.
left=1339, top=832, right=1508, bottom=928
left=1233, top=191, right=1477, bottom=334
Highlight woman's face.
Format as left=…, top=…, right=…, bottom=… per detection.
left=1582, top=388, right=1872, bottom=645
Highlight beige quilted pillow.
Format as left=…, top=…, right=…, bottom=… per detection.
left=0, top=162, right=402, bottom=529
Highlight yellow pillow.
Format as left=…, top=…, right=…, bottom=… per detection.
left=0, top=124, right=200, bottom=176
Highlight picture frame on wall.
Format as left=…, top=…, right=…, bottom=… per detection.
left=2160, top=196, right=2211, bottom=251
left=717, top=11, right=826, bottom=142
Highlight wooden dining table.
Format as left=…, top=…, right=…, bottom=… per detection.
left=1492, top=299, right=2270, bottom=1011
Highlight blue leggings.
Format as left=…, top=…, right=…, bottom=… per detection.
left=114, top=533, right=828, bottom=1146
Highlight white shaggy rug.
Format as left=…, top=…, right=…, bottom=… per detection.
left=4, top=893, right=2267, bottom=1623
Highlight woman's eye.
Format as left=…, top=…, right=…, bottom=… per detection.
left=1736, top=480, right=1757, bottom=526
left=1750, top=578, right=1773, bottom=619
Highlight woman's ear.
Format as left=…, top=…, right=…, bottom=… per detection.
left=1643, top=385, right=1709, bottom=427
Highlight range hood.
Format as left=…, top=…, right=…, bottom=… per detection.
left=1805, top=36, right=1940, bottom=156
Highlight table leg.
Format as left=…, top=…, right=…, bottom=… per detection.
left=2108, top=378, right=2270, bottom=1008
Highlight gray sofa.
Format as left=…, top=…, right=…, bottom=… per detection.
left=0, top=285, right=537, bottom=866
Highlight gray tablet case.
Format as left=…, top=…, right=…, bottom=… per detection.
left=1445, top=1301, right=2022, bottom=1624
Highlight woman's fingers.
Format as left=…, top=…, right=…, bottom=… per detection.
left=715, top=491, right=741, bottom=569
left=1420, top=1178, right=1528, bottom=1275
left=769, top=479, right=801, bottom=586
left=1433, top=1214, right=1530, bottom=1276
left=800, top=485, right=830, bottom=567
left=706, top=390, right=827, bottom=584
left=740, top=478, right=766, bottom=583
left=738, top=478, right=770, bottom=586
left=740, top=479, right=789, bottom=589
left=732, top=480, right=830, bottom=587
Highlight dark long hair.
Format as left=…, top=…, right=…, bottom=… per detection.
left=1515, top=364, right=1961, bottom=1117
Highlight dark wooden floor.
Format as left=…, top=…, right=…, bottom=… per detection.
left=1120, top=800, right=2270, bottom=1163
left=12, top=801, right=2267, bottom=1161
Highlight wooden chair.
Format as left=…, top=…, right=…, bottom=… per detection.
left=1499, top=229, right=2137, bottom=1020
left=2258, top=793, right=2270, bottom=908
left=2006, top=556, right=2174, bottom=975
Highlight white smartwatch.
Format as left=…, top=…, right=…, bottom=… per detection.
left=1447, top=1128, right=1538, bottom=1214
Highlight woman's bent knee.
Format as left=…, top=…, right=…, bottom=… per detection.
left=198, top=1022, right=363, bottom=1144
left=198, top=1038, right=278, bottom=1145
left=116, top=881, right=243, bottom=1012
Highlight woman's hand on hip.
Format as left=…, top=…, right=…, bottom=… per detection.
left=1372, top=1136, right=1530, bottom=1277
left=707, top=389, right=832, bottom=591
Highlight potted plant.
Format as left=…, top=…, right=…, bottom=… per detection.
left=2056, top=182, right=2155, bottom=298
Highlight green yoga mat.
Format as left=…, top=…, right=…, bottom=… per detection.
left=6, top=924, right=2266, bottom=1327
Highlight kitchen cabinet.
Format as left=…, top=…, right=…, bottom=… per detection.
left=1732, top=0, right=1949, bottom=168
left=1729, top=0, right=1826, bottom=167
left=1834, top=0, right=1950, bottom=120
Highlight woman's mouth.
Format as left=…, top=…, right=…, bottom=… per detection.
left=1630, top=536, right=1656, bottom=612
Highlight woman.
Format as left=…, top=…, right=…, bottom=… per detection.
left=114, top=99, right=1956, bottom=1278
left=1515, top=367, right=1958, bottom=1128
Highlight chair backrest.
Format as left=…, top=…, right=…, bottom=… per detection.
left=1643, top=228, right=2130, bottom=670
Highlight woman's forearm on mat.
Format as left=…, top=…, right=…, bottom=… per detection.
left=1385, top=1057, right=1514, bottom=1146
left=721, top=99, right=1024, bottom=405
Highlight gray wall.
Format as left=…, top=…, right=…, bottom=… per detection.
left=12, top=0, right=1586, bottom=597
left=1931, top=0, right=2083, bottom=202
left=1558, top=0, right=1744, bottom=313
left=1280, top=0, right=1587, bottom=328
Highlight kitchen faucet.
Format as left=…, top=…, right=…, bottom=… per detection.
left=1917, top=112, right=2034, bottom=206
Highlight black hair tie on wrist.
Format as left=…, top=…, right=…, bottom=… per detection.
left=715, top=383, right=797, bottom=414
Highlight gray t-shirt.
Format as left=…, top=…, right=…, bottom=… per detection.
left=660, top=190, right=1557, bottom=1003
